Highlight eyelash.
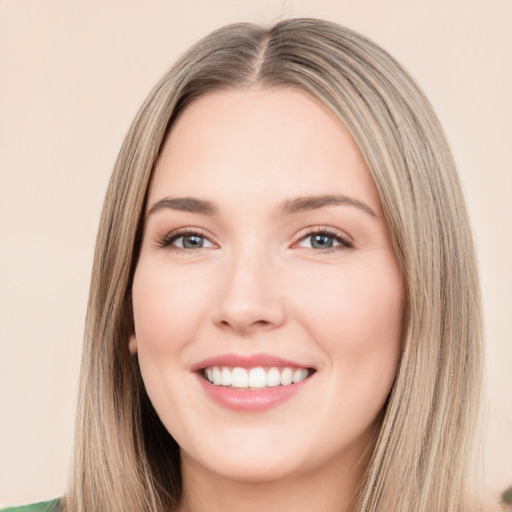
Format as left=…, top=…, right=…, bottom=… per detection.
left=296, top=227, right=353, bottom=253
left=156, top=226, right=353, bottom=254
left=156, top=228, right=212, bottom=252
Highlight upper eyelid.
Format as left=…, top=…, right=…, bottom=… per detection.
left=293, top=226, right=353, bottom=244
left=156, top=227, right=215, bottom=248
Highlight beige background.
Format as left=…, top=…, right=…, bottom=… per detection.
left=1, top=0, right=511, bottom=507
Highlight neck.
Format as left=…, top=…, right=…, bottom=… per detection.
left=176, top=450, right=367, bottom=512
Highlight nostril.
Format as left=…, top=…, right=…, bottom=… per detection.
left=218, top=317, right=275, bottom=331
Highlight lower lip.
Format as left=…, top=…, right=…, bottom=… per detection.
left=196, top=373, right=313, bottom=412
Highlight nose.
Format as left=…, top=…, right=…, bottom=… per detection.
left=212, top=249, right=286, bottom=334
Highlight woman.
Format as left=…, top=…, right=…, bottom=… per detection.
left=4, top=17, right=484, bottom=512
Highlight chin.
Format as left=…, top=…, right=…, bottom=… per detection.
left=183, top=449, right=308, bottom=484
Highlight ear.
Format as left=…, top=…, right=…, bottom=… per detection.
left=129, top=334, right=138, bottom=355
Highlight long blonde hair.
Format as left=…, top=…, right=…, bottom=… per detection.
left=66, top=18, right=483, bottom=512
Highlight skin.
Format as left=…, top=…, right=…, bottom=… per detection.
left=129, top=87, right=404, bottom=512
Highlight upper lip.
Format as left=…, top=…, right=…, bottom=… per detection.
left=190, top=353, right=314, bottom=372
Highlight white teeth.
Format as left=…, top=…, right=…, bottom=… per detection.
left=203, top=365, right=312, bottom=389
left=292, top=368, right=308, bottom=383
left=266, top=367, right=281, bottom=387
left=248, top=367, right=267, bottom=388
left=231, top=367, right=249, bottom=388
left=221, top=366, right=232, bottom=386
left=280, top=367, right=293, bottom=386
left=212, top=366, right=222, bottom=385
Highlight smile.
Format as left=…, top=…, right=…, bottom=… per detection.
left=202, top=366, right=314, bottom=389
left=192, top=354, right=317, bottom=411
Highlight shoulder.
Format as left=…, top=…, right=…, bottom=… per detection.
left=1, top=499, right=61, bottom=512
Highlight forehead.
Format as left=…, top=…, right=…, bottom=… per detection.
left=149, top=87, right=382, bottom=215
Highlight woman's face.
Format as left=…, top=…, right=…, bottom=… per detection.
left=130, top=88, right=404, bottom=483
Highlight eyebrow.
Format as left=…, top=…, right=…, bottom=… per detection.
left=147, top=197, right=217, bottom=217
left=279, top=194, right=377, bottom=217
left=146, top=194, right=377, bottom=218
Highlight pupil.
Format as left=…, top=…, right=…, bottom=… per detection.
left=312, top=234, right=333, bottom=249
left=183, top=235, right=203, bottom=249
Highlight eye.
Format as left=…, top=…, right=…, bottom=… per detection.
left=296, top=228, right=352, bottom=251
left=157, top=229, right=215, bottom=250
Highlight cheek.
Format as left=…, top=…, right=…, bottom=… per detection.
left=279, top=258, right=404, bottom=457
left=132, top=261, right=211, bottom=349
left=292, top=258, right=403, bottom=377
left=130, top=262, right=207, bottom=423
left=299, top=258, right=402, bottom=328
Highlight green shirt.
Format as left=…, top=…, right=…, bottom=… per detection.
left=1, top=499, right=60, bottom=512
